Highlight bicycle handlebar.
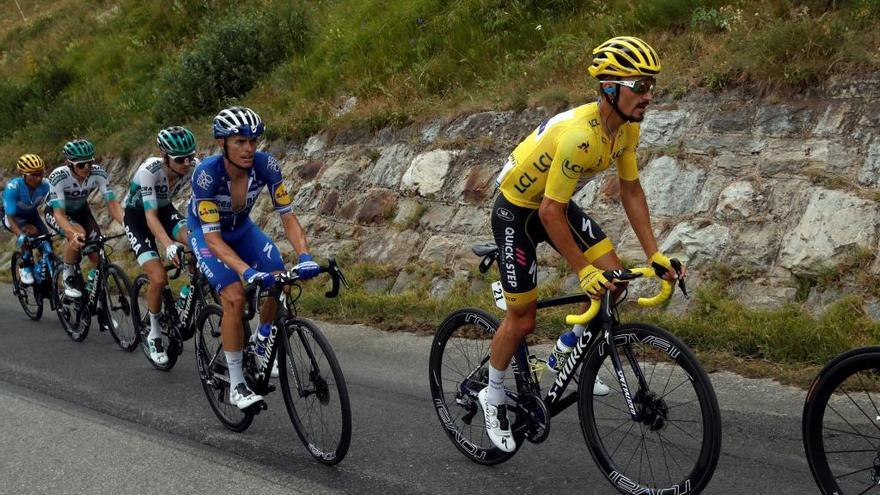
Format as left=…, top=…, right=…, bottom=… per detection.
left=564, top=266, right=678, bottom=325
left=243, top=256, right=350, bottom=301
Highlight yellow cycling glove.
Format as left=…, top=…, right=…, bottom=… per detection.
left=649, top=251, right=675, bottom=277
left=578, top=264, right=609, bottom=297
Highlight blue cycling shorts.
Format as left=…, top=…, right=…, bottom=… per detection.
left=188, top=214, right=285, bottom=293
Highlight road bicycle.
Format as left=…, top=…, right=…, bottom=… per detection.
left=430, top=244, right=722, bottom=494
left=803, top=345, right=880, bottom=494
left=11, top=233, right=61, bottom=321
left=55, top=233, right=136, bottom=349
left=131, top=250, right=217, bottom=371
left=194, top=258, right=353, bottom=465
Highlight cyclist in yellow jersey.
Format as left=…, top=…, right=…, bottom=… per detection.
left=479, top=36, right=686, bottom=453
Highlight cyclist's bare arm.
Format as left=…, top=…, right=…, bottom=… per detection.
left=106, top=199, right=124, bottom=226
left=280, top=211, right=309, bottom=256
left=619, top=178, right=685, bottom=279
left=6, top=215, right=21, bottom=236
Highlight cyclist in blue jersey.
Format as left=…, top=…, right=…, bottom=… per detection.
left=189, top=107, right=320, bottom=409
left=3, top=154, right=52, bottom=285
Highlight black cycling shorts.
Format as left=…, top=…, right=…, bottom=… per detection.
left=123, top=205, right=186, bottom=266
left=44, top=206, right=101, bottom=241
left=3, top=210, right=49, bottom=235
left=491, top=193, right=613, bottom=305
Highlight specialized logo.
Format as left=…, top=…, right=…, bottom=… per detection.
left=581, top=218, right=595, bottom=239
left=262, top=241, right=274, bottom=260
left=561, top=159, right=584, bottom=180
left=272, top=183, right=291, bottom=206
left=495, top=207, right=514, bottom=222
left=196, top=170, right=213, bottom=190
left=197, top=200, right=220, bottom=223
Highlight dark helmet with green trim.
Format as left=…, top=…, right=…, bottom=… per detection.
left=62, top=139, right=95, bottom=163
left=157, top=126, right=196, bottom=157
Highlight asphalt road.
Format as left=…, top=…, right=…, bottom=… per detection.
left=0, top=286, right=821, bottom=494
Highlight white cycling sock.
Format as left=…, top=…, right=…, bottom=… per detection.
left=63, top=264, right=76, bottom=279
left=572, top=323, right=587, bottom=337
left=148, top=312, right=162, bottom=341
left=225, top=351, right=245, bottom=390
left=487, top=363, right=507, bottom=405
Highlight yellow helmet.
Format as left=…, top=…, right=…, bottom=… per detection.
left=588, top=36, right=661, bottom=79
left=16, top=154, right=45, bottom=174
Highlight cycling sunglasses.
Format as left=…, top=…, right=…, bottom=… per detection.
left=606, top=78, right=656, bottom=94
left=72, top=160, right=94, bottom=169
left=170, top=154, right=195, bottom=165
left=22, top=171, right=44, bottom=178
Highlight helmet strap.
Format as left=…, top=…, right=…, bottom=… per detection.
left=602, top=90, right=635, bottom=123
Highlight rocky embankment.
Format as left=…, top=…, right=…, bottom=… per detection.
left=16, top=75, right=880, bottom=312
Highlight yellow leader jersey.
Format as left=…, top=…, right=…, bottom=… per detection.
left=497, top=102, right=640, bottom=209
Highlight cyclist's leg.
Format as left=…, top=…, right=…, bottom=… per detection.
left=126, top=207, right=170, bottom=364
left=229, top=221, right=285, bottom=328
left=15, top=219, right=40, bottom=283
left=189, top=216, right=262, bottom=408
left=46, top=208, right=88, bottom=296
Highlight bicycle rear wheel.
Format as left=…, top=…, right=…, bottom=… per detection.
left=278, top=318, right=351, bottom=465
left=803, top=346, right=880, bottom=494
left=103, top=264, right=137, bottom=351
left=578, top=323, right=721, bottom=494
left=194, top=304, right=253, bottom=432
left=131, top=274, right=180, bottom=370
left=428, top=308, right=529, bottom=465
left=53, top=267, right=90, bottom=342
left=11, top=252, right=43, bottom=321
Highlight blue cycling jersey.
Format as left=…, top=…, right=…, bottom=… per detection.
left=3, top=177, right=49, bottom=217
left=189, top=152, right=293, bottom=234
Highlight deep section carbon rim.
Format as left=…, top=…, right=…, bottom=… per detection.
left=11, top=252, right=43, bottom=321
left=428, top=308, right=527, bottom=465
left=579, top=323, right=721, bottom=494
left=804, top=347, right=880, bottom=494
left=104, top=265, right=137, bottom=351
left=278, top=318, right=352, bottom=465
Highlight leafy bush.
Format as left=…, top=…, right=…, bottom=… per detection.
left=154, top=1, right=309, bottom=123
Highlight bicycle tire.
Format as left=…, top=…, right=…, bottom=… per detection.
left=132, top=274, right=180, bottom=371
left=803, top=346, right=880, bottom=494
left=53, top=266, right=90, bottom=342
left=578, top=322, right=722, bottom=494
left=194, top=303, right=253, bottom=432
left=11, top=252, right=43, bottom=321
left=278, top=317, right=352, bottom=465
left=428, top=308, right=528, bottom=465
left=103, top=264, right=138, bottom=351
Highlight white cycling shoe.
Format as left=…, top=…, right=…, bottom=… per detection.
left=593, top=377, right=610, bottom=396
left=477, top=387, right=516, bottom=453
left=147, top=338, right=169, bottom=366
left=62, top=274, right=82, bottom=298
left=19, top=267, right=34, bottom=285
left=230, top=383, right=264, bottom=410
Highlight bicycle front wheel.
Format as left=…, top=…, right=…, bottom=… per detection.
left=11, top=252, right=43, bottom=321
left=803, top=346, right=880, bottom=494
left=194, top=304, right=253, bottom=432
left=578, top=323, right=722, bottom=494
left=103, top=264, right=138, bottom=351
left=278, top=318, right=351, bottom=465
left=428, top=308, right=529, bottom=465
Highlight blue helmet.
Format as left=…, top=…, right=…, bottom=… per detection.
left=212, top=106, right=265, bottom=138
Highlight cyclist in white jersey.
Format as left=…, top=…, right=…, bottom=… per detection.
left=45, top=139, right=123, bottom=298
left=123, top=127, right=196, bottom=365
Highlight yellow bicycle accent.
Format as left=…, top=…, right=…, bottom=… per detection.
left=565, top=266, right=674, bottom=325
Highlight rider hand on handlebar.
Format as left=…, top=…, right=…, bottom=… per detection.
left=578, top=264, right=614, bottom=299
left=648, top=251, right=686, bottom=282
left=165, top=243, right=183, bottom=267
left=293, top=253, right=320, bottom=280
left=242, top=267, right=276, bottom=289
left=66, top=230, right=85, bottom=248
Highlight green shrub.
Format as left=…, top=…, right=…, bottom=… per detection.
left=154, top=1, right=309, bottom=123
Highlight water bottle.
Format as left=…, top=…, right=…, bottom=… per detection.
left=252, top=322, right=272, bottom=357
left=176, top=285, right=191, bottom=311
left=547, top=331, right=579, bottom=373
left=85, top=269, right=96, bottom=292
